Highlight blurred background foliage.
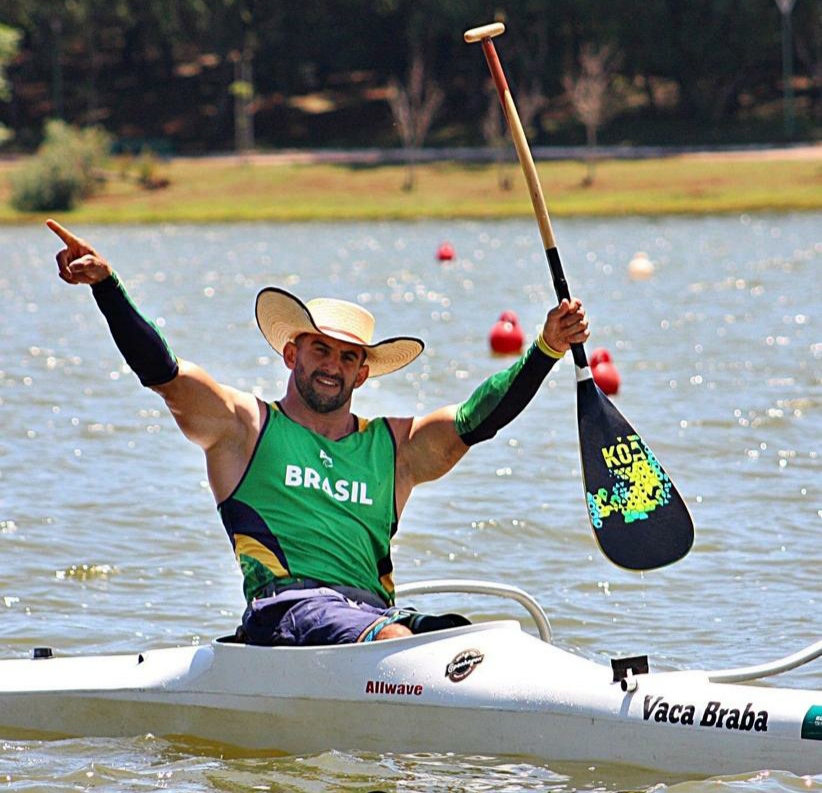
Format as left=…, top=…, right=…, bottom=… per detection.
left=0, top=0, right=818, bottom=156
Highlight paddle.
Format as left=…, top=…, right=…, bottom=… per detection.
left=464, top=23, right=694, bottom=570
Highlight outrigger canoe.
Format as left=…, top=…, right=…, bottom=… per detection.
left=0, top=579, right=819, bottom=776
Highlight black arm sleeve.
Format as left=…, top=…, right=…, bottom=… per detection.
left=91, top=273, right=179, bottom=387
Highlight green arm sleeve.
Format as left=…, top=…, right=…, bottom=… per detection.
left=455, top=341, right=560, bottom=446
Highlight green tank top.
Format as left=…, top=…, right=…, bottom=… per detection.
left=218, top=403, right=398, bottom=604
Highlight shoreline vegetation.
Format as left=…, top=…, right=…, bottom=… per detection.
left=1, top=145, right=820, bottom=225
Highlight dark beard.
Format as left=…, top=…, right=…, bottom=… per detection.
left=293, top=362, right=353, bottom=413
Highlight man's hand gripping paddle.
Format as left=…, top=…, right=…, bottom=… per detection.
left=464, top=23, right=694, bottom=570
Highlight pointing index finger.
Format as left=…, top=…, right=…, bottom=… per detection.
left=46, top=218, right=83, bottom=247
left=46, top=218, right=99, bottom=259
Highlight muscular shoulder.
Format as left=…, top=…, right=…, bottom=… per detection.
left=157, top=358, right=263, bottom=451
left=388, top=407, right=467, bottom=487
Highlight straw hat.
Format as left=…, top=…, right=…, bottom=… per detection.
left=255, top=287, right=424, bottom=377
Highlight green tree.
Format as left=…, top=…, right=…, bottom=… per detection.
left=9, top=119, right=112, bottom=211
left=0, top=22, right=20, bottom=144
left=0, top=0, right=816, bottom=150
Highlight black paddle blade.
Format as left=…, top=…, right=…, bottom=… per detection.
left=576, top=378, right=694, bottom=570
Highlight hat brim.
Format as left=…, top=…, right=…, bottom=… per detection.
left=255, top=287, right=424, bottom=378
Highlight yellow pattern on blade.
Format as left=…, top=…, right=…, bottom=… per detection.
left=587, top=436, right=673, bottom=528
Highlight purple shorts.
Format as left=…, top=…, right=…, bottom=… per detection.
left=242, top=587, right=403, bottom=646
left=241, top=586, right=470, bottom=647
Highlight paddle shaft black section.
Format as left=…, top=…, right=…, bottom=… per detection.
left=545, top=245, right=588, bottom=371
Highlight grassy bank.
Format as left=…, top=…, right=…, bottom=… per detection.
left=1, top=151, right=820, bottom=224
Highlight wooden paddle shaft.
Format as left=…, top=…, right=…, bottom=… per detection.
left=464, top=23, right=557, bottom=252
left=465, top=21, right=584, bottom=370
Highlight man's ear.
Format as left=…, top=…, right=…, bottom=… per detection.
left=353, top=363, right=370, bottom=389
left=283, top=340, right=297, bottom=370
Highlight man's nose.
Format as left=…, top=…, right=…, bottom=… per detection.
left=321, top=352, right=344, bottom=372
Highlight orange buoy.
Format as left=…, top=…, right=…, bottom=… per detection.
left=489, top=310, right=525, bottom=355
left=592, top=361, right=620, bottom=395
left=436, top=242, right=455, bottom=261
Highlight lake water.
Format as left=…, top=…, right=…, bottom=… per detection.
left=1, top=214, right=819, bottom=791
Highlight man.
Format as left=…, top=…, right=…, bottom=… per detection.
left=47, top=218, right=590, bottom=646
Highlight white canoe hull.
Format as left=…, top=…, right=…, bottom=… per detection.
left=1, top=619, right=820, bottom=776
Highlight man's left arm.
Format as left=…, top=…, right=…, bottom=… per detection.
left=393, top=298, right=589, bottom=497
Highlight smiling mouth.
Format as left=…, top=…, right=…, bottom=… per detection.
left=313, top=373, right=343, bottom=390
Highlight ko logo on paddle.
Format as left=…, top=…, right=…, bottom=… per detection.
left=587, top=434, right=673, bottom=529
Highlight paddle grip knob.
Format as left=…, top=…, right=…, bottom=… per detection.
left=464, top=22, right=505, bottom=43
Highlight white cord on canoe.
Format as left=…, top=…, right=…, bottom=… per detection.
left=396, top=579, right=553, bottom=643
left=706, top=639, right=822, bottom=683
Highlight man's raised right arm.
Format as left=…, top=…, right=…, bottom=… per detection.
left=46, top=219, right=256, bottom=454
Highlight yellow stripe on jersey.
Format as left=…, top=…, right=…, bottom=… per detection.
left=234, top=534, right=289, bottom=578
left=379, top=571, right=395, bottom=599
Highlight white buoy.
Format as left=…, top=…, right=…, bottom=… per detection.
left=628, top=251, right=655, bottom=280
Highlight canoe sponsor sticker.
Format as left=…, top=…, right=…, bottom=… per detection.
left=802, top=706, right=822, bottom=740
left=643, top=695, right=768, bottom=732
left=365, top=680, right=424, bottom=697
left=445, top=649, right=484, bottom=682
left=587, top=434, right=673, bottom=528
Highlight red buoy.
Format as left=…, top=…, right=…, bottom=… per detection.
left=592, top=361, right=620, bottom=395
left=489, top=310, right=525, bottom=355
left=436, top=242, right=455, bottom=261
left=589, top=347, right=612, bottom=367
